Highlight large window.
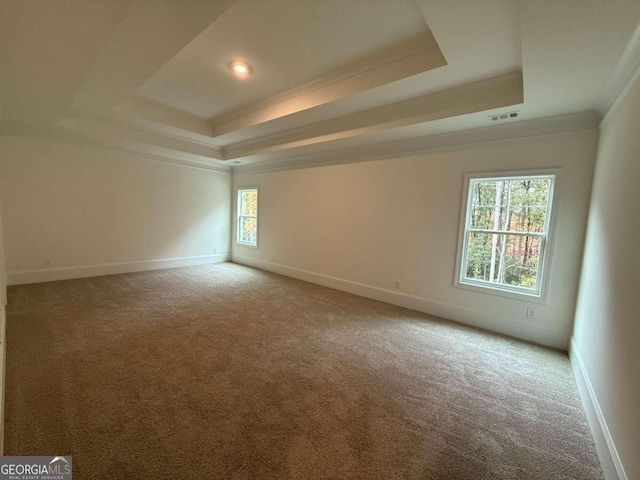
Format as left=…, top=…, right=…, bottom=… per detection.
left=456, top=174, right=555, bottom=298
left=237, top=188, right=258, bottom=247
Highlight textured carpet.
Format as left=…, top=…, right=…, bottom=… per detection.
left=4, top=262, right=602, bottom=479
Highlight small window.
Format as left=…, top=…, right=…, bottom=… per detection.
left=456, top=174, right=555, bottom=298
left=237, top=188, right=258, bottom=247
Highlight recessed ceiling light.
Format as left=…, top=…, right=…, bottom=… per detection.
left=228, top=61, right=252, bottom=76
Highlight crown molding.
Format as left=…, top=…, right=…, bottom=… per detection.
left=115, top=97, right=216, bottom=140
left=232, top=111, right=599, bottom=174
left=211, top=33, right=447, bottom=137
left=108, top=114, right=221, bottom=150
left=105, top=73, right=525, bottom=167
left=225, top=72, right=524, bottom=160
left=2, top=109, right=598, bottom=178
left=56, top=112, right=224, bottom=160
left=0, top=121, right=231, bottom=174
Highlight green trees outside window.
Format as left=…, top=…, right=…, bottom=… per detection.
left=459, top=175, right=554, bottom=296
left=237, top=188, right=258, bottom=246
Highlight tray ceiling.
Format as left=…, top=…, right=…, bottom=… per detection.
left=1, top=0, right=639, bottom=173
left=137, top=0, right=432, bottom=120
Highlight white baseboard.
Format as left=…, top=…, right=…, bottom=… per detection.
left=232, top=254, right=569, bottom=350
left=6, top=253, right=230, bottom=286
left=570, top=338, right=627, bottom=480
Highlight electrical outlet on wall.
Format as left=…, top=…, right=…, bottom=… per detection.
left=393, top=280, right=401, bottom=290
left=213, top=248, right=218, bottom=254
left=526, top=307, right=537, bottom=320
left=43, top=258, right=51, bottom=268
left=270, top=254, right=275, bottom=261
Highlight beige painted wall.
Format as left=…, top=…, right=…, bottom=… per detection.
left=0, top=135, right=231, bottom=283
left=573, top=67, right=640, bottom=479
left=233, top=130, right=598, bottom=349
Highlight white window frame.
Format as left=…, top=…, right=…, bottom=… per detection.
left=236, top=187, right=259, bottom=248
left=454, top=171, right=558, bottom=302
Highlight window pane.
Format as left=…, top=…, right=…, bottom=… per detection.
left=241, top=191, right=258, bottom=217
left=470, top=179, right=501, bottom=230
left=464, top=232, right=542, bottom=290
left=469, top=178, right=551, bottom=233
left=239, top=217, right=257, bottom=244
left=470, top=205, right=500, bottom=230
left=501, top=206, right=547, bottom=233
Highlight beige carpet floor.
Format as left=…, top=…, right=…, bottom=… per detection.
left=4, top=262, right=602, bottom=479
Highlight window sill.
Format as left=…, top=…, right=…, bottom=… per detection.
left=454, top=279, right=548, bottom=304
left=236, top=242, right=258, bottom=249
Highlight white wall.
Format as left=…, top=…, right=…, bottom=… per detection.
left=232, top=130, right=598, bottom=350
left=0, top=135, right=231, bottom=284
left=572, top=66, right=640, bottom=480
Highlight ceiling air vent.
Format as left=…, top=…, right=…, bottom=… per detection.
left=489, top=111, right=519, bottom=122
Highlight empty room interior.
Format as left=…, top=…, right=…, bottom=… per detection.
left=1, top=0, right=639, bottom=478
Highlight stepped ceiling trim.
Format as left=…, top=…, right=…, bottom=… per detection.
left=2, top=0, right=639, bottom=172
